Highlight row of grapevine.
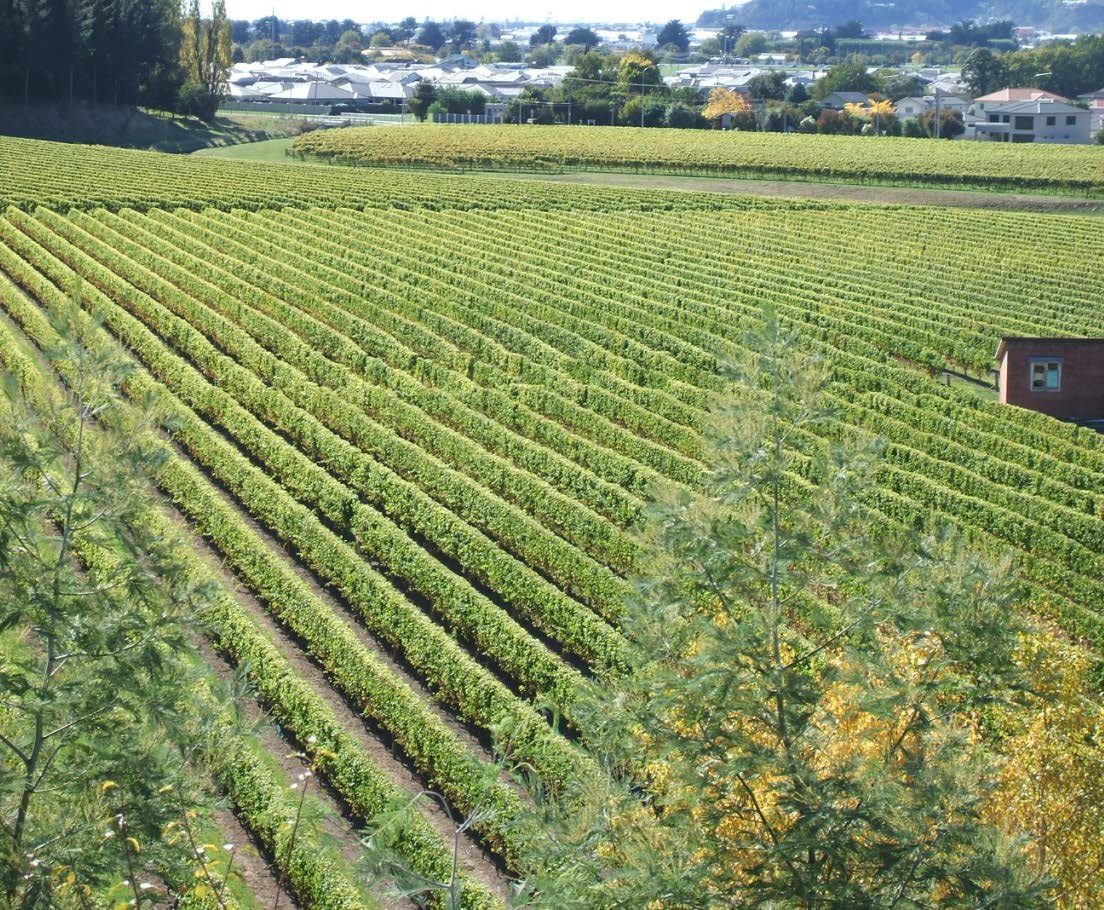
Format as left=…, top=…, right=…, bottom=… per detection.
left=290, top=125, right=1104, bottom=195
left=0, top=135, right=836, bottom=214
left=0, top=308, right=382, bottom=910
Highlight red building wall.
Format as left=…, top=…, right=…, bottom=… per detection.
left=998, top=339, right=1104, bottom=420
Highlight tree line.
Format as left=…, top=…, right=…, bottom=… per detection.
left=0, top=0, right=231, bottom=119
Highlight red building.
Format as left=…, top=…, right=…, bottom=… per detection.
left=996, top=338, right=1104, bottom=420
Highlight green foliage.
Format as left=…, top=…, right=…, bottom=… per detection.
left=655, top=19, right=690, bottom=53
left=919, top=107, right=965, bottom=138
left=962, top=47, right=1008, bottom=96
left=178, top=0, right=230, bottom=121
left=562, top=27, right=599, bottom=50
left=0, top=299, right=213, bottom=907
left=812, top=61, right=879, bottom=99
left=508, top=310, right=1046, bottom=908
left=407, top=81, right=437, bottom=121
left=0, top=0, right=181, bottom=107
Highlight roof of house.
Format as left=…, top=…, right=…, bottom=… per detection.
left=823, top=91, right=869, bottom=102
left=990, top=98, right=1087, bottom=115
left=270, top=82, right=358, bottom=101
left=996, top=337, right=1104, bottom=360
left=973, top=87, right=1069, bottom=103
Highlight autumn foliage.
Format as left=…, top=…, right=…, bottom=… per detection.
left=702, top=86, right=752, bottom=122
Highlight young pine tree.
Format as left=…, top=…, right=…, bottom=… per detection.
left=0, top=304, right=213, bottom=908
left=509, top=310, right=1045, bottom=909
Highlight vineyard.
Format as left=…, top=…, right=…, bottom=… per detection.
left=289, top=124, right=1104, bottom=195
left=1, top=136, right=1103, bottom=907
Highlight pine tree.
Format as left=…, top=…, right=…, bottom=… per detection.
left=0, top=302, right=212, bottom=907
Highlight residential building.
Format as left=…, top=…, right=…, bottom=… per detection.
left=973, top=98, right=1092, bottom=143
left=1079, top=88, right=1104, bottom=134
left=996, top=338, right=1104, bottom=420
left=820, top=91, right=869, bottom=111
left=969, top=86, right=1069, bottom=117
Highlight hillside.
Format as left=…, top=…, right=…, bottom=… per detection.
left=1, top=136, right=1103, bottom=906
left=0, top=106, right=301, bottom=153
left=697, top=0, right=1104, bottom=31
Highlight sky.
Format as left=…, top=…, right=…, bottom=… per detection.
left=223, top=0, right=707, bottom=26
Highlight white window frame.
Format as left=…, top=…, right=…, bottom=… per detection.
left=1028, top=357, right=1063, bottom=392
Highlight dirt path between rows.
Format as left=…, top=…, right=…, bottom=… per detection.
left=526, top=171, right=1104, bottom=213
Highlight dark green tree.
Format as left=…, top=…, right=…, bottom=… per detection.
left=447, top=19, right=476, bottom=54
left=746, top=70, right=787, bottom=99
left=416, top=20, right=445, bottom=52
left=920, top=106, right=965, bottom=138
left=529, top=24, right=556, bottom=47
left=812, top=60, right=878, bottom=98
left=563, top=26, right=599, bottom=51
left=656, top=19, right=690, bottom=52
left=833, top=18, right=866, bottom=38
left=496, top=40, right=521, bottom=62
left=962, top=47, right=1008, bottom=96
left=407, top=80, right=436, bottom=120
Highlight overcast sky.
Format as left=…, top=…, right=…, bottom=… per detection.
left=223, top=0, right=706, bottom=25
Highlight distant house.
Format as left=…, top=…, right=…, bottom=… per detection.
left=973, top=99, right=1092, bottom=144
left=895, top=96, right=931, bottom=118
left=820, top=91, right=869, bottom=111
left=1079, top=88, right=1104, bottom=133
left=969, top=87, right=1069, bottom=117
left=899, top=95, right=966, bottom=118
left=996, top=338, right=1104, bottom=420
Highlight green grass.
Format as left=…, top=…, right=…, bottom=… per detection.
left=194, top=136, right=300, bottom=162
left=0, top=106, right=305, bottom=153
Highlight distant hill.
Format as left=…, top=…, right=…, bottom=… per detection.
left=697, top=0, right=1104, bottom=31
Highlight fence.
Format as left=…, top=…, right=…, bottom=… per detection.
left=431, top=112, right=505, bottom=124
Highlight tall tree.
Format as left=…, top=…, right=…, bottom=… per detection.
left=563, top=26, right=599, bottom=52
left=416, top=20, right=445, bottom=52
left=655, top=19, right=690, bottom=52
left=962, top=47, right=1008, bottom=96
left=406, top=80, right=436, bottom=120
left=617, top=50, right=661, bottom=93
left=529, top=24, right=557, bottom=47
left=506, top=311, right=1046, bottom=909
left=447, top=19, right=476, bottom=54
left=179, top=0, right=230, bottom=120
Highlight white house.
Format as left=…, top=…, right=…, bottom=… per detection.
left=973, top=98, right=1092, bottom=144
left=895, top=96, right=931, bottom=118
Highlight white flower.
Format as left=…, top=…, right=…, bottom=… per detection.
left=223, top=843, right=234, bottom=852
left=306, top=735, right=317, bottom=745
left=139, top=883, right=153, bottom=891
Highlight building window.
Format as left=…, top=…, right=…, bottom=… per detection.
left=1046, top=115, right=1056, bottom=125
left=1014, top=115, right=1034, bottom=130
left=1066, top=115, right=1077, bottom=125
left=1030, top=359, right=1062, bottom=391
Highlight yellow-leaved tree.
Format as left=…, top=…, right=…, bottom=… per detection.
left=988, top=630, right=1104, bottom=908
left=701, top=87, right=751, bottom=125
